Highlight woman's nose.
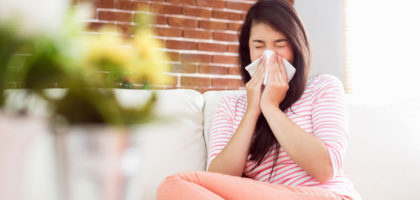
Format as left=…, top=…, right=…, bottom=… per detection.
left=265, top=47, right=278, bottom=55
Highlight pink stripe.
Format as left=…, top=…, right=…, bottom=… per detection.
left=282, top=173, right=310, bottom=185
left=248, top=159, right=291, bottom=178
left=210, top=143, right=228, bottom=149
left=297, top=176, right=316, bottom=186
left=260, top=165, right=301, bottom=182
left=250, top=162, right=294, bottom=180
left=210, top=122, right=234, bottom=129
left=288, top=98, right=313, bottom=108
left=211, top=136, right=233, bottom=142
left=245, top=153, right=291, bottom=169
left=288, top=174, right=314, bottom=185
left=270, top=169, right=304, bottom=183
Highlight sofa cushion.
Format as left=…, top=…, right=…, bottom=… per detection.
left=114, top=89, right=207, bottom=200
left=3, top=89, right=207, bottom=200
left=344, top=96, right=420, bottom=200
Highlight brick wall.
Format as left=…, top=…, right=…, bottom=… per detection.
left=84, top=0, right=293, bottom=93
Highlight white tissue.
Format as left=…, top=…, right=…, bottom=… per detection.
left=245, top=50, right=296, bottom=85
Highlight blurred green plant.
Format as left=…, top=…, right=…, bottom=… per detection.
left=0, top=4, right=171, bottom=125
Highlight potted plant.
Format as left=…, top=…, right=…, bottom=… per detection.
left=0, top=2, right=73, bottom=199
left=0, top=19, right=57, bottom=200
left=1, top=2, right=172, bottom=200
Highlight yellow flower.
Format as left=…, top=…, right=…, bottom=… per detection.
left=83, top=32, right=132, bottom=69
left=130, top=30, right=171, bottom=85
left=77, top=21, right=174, bottom=86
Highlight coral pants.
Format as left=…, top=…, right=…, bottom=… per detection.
left=156, top=171, right=351, bottom=200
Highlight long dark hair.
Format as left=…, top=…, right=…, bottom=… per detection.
left=238, top=0, right=311, bottom=181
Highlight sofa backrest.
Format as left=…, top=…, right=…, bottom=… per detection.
left=3, top=89, right=420, bottom=200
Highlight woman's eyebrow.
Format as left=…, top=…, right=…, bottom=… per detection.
left=252, top=39, right=288, bottom=43
left=252, top=39, right=265, bottom=43
left=275, top=39, right=288, bottom=42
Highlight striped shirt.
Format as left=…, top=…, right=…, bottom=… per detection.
left=207, top=74, right=361, bottom=200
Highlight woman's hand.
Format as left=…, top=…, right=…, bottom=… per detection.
left=261, top=54, right=289, bottom=111
left=245, top=57, right=266, bottom=117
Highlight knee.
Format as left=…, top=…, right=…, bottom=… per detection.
left=156, top=175, right=177, bottom=200
left=161, top=171, right=205, bottom=184
left=156, top=171, right=204, bottom=199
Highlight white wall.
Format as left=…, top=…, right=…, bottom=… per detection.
left=294, top=0, right=345, bottom=81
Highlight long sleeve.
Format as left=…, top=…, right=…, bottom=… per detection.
left=206, top=95, right=236, bottom=170
left=311, top=75, right=349, bottom=178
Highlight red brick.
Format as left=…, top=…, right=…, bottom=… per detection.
left=154, top=15, right=167, bottom=24
left=87, top=22, right=112, bottom=31
left=182, top=54, right=211, bottom=63
left=165, top=0, right=195, bottom=5
left=96, top=0, right=114, bottom=8
left=228, top=67, right=241, bottom=75
left=183, top=7, right=212, bottom=18
left=212, top=32, right=238, bottom=41
left=212, top=55, right=237, bottom=64
left=228, top=22, right=243, bottom=31
left=154, top=27, right=182, bottom=37
left=198, top=20, right=228, bottom=30
left=197, top=87, right=230, bottom=93
left=99, top=11, right=132, bottom=22
left=166, top=40, right=196, bottom=50
left=197, top=43, right=227, bottom=52
left=166, top=52, right=180, bottom=61
left=116, top=24, right=135, bottom=36
left=212, top=10, right=242, bottom=20
left=117, top=1, right=149, bottom=10
left=183, top=29, right=211, bottom=39
left=225, top=2, right=253, bottom=11
left=196, top=0, right=225, bottom=8
left=241, top=13, right=247, bottom=21
left=212, top=78, right=244, bottom=88
left=227, top=44, right=239, bottom=53
left=171, top=64, right=197, bottom=73
left=151, top=4, right=183, bottom=15
left=181, top=77, right=211, bottom=87
left=168, top=17, right=197, bottom=28
left=198, top=65, right=228, bottom=75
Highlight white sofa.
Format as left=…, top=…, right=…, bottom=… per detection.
left=2, top=89, right=420, bottom=200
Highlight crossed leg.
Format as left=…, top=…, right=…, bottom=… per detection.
left=156, top=171, right=349, bottom=200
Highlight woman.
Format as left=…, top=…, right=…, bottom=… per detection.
left=157, top=0, right=361, bottom=199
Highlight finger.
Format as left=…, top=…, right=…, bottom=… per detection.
left=262, top=55, right=271, bottom=81
left=267, top=54, right=278, bottom=83
left=272, top=55, right=282, bottom=81
left=255, top=56, right=266, bottom=76
left=268, top=55, right=279, bottom=82
left=276, top=55, right=288, bottom=82
left=255, top=60, right=266, bottom=85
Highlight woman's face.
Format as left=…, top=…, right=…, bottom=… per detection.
left=248, top=22, right=294, bottom=63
